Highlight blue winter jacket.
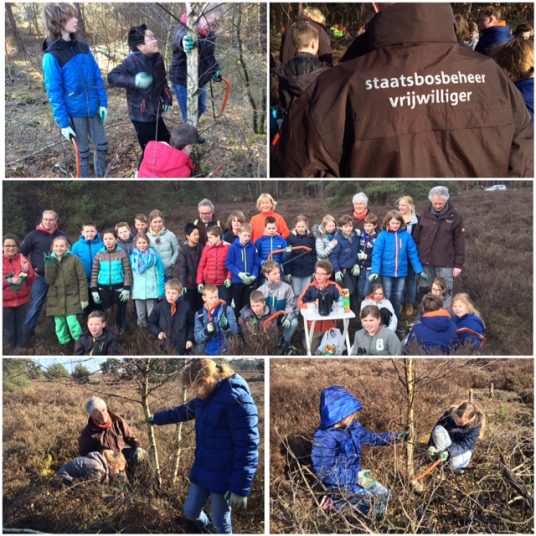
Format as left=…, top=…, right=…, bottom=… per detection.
left=71, top=233, right=104, bottom=280
left=515, top=78, right=534, bottom=122
left=429, top=411, right=482, bottom=458
left=455, top=313, right=485, bottom=350
left=42, top=38, right=107, bottom=128
left=152, top=374, right=259, bottom=496
left=406, top=310, right=459, bottom=354
left=194, top=303, right=239, bottom=355
left=475, top=25, right=511, bottom=56
left=225, top=239, right=261, bottom=283
left=311, top=386, right=397, bottom=495
left=358, top=232, right=377, bottom=270
left=254, top=234, right=288, bottom=266
left=330, top=230, right=360, bottom=272
left=371, top=229, right=423, bottom=278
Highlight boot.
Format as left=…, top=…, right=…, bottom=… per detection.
left=405, top=303, right=414, bottom=317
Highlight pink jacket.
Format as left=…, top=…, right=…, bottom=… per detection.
left=138, top=141, right=195, bottom=178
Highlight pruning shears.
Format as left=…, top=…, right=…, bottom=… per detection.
left=262, top=310, right=287, bottom=333
left=210, top=76, right=232, bottom=119
left=268, top=245, right=312, bottom=266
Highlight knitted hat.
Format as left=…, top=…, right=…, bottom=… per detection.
left=128, top=24, right=147, bottom=51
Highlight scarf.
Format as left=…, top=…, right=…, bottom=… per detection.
left=171, top=300, right=177, bottom=316
left=353, top=208, right=368, bottom=221
left=431, top=203, right=450, bottom=219
left=92, top=416, right=112, bottom=429
left=36, top=223, right=58, bottom=235
left=131, top=247, right=157, bottom=274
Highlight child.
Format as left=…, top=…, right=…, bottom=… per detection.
left=312, top=386, right=405, bottom=518
left=357, top=213, right=378, bottom=300
left=298, top=260, right=342, bottom=352
left=286, top=214, right=317, bottom=297
left=250, top=194, right=290, bottom=243
left=74, top=310, right=118, bottom=355
left=370, top=210, right=426, bottom=318
left=312, top=214, right=338, bottom=260
left=194, top=285, right=238, bottom=355
left=134, top=213, right=149, bottom=235
left=108, top=24, right=173, bottom=157
left=146, top=209, right=180, bottom=281
left=277, top=21, right=330, bottom=110
left=254, top=216, right=290, bottom=271
left=176, top=223, right=203, bottom=317
left=147, top=278, right=193, bottom=354
left=222, top=210, right=246, bottom=244
left=494, top=38, right=534, bottom=121
left=331, top=215, right=361, bottom=313
left=405, top=294, right=458, bottom=354
left=257, top=261, right=299, bottom=351
left=115, top=222, right=136, bottom=256
left=239, top=290, right=276, bottom=338
left=90, top=229, right=133, bottom=332
left=427, top=400, right=485, bottom=474
left=138, top=123, right=197, bottom=178
left=351, top=305, right=401, bottom=356
left=360, top=283, right=397, bottom=332
left=452, top=293, right=486, bottom=350
left=3, top=234, right=36, bottom=350
left=130, top=233, right=165, bottom=327
left=55, top=449, right=126, bottom=486
left=196, top=226, right=232, bottom=303
left=44, top=236, right=88, bottom=345
left=42, top=2, right=108, bottom=177
left=71, top=222, right=104, bottom=296
left=147, top=359, right=259, bottom=534
left=225, top=224, right=261, bottom=315
left=418, top=276, right=448, bottom=315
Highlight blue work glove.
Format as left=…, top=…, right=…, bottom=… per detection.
left=80, top=301, right=89, bottom=310
left=357, top=251, right=368, bottom=261
left=91, top=291, right=102, bottom=304
left=335, top=271, right=344, bottom=283
left=134, top=72, right=154, bottom=89
left=212, top=70, right=222, bottom=82
left=182, top=35, right=196, bottom=53
left=351, top=264, right=360, bottom=276
left=368, top=273, right=379, bottom=282
left=219, top=313, right=229, bottom=330
left=99, top=106, right=107, bottom=123
left=61, top=126, right=76, bottom=141
left=197, top=284, right=204, bottom=294
left=161, top=103, right=172, bottom=113
left=224, top=279, right=231, bottom=288
left=118, top=288, right=130, bottom=302
left=224, top=491, right=247, bottom=509
left=419, top=272, right=429, bottom=281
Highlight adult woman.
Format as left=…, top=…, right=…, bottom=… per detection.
left=397, top=196, right=419, bottom=316
left=3, top=234, right=36, bottom=350
left=351, top=305, right=401, bottom=356
left=250, top=193, right=290, bottom=243
left=147, top=209, right=180, bottom=280
left=351, top=192, right=369, bottom=233
left=222, top=210, right=246, bottom=244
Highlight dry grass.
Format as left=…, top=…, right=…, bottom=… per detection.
left=3, top=364, right=265, bottom=533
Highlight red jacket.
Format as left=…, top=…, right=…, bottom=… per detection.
left=3, top=253, right=36, bottom=308
left=196, top=242, right=232, bottom=286
left=138, top=141, right=195, bottom=178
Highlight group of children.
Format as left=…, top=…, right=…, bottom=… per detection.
left=42, top=3, right=222, bottom=178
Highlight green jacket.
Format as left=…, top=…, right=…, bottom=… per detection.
left=45, top=252, right=88, bottom=316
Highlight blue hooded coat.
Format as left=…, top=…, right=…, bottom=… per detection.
left=371, top=229, right=423, bottom=278
left=311, top=386, right=397, bottom=495
left=152, top=373, right=259, bottom=496
left=515, top=78, right=534, bottom=122
left=71, top=233, right=104, bottom=280
left=330, top=230, right=361, bottom=272
left=225, top=239, right=261, bottom=283
left=406, top=310, right=458, bottom=354
left=455, top=313, right=485, bottom=349
left=475, top=25, right=511, bottom=56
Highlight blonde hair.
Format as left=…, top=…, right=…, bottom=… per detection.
left=43, top=2, right=78, bottom=41
left=397, top=195, right=416, bottom=216
left=449, top=400, right=486, bottom=438
left=320, top=214, right=336, bottom=234
left=52, top=235, right=70, bottom=248
left=494, top=38, right=535, bottom=81
left=239, top=223, right=252, bottom=234
left=256, top=193, right=277, bottom=210
left=334, top=411, right=359, bottom=429
left=452, top=292, right=481, bottom=317
left=292, top=21, right=319, bottom=49
left=148, top=209, right=164, bottom=223
left=302, top=6, right=326, bottom=25
left=165, top=278, right=182, bottom=293
left=181, top=359, right=234, bottom=389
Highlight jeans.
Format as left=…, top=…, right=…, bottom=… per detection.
left=432, top=425, right=473, bottom=473
left=381, top=276, right=406, bottom=318
left=3, top=304, right=28, bottom=350
left=334, top=481, right=391, bottom=519
left=291, top=275, right=312, bottom=299
left=342, top=271, right=359, bottom=313
left=403, top=265, right=418, bottom=305
left=282, top=316, right=299, bottom=343
left=71, top=115, right=108, bottom=177
left=358, top=268, right=372, bottom=299
left=134, top=299, right=156, bottom=327
left=183, top=481, right=232, bottom=534
left=54, top=314, right=83, bottom=344
left=422, top=266, right=454, bottom=309
left=24, top=274, right=49, bottom=338
left=173, top=83, right=207, bottom=123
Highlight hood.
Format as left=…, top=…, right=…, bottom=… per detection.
left=36, top=223, right=59, bottom=236
left=422, top=310, right=453, bottom=331
left=367, top=3, right=456, bottom=49
left=482, top=24, right=511, bottom=38
left=319, top=386, right=363, bottom=429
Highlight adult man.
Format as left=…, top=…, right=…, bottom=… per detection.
left=413, top=186, right=465, bottom=309
left=20, top=210, right=65, bottom=342
left=475, top=5, right=512, bottom=56
left=193, top=198, right=221, bottom=246
left=271, top=3, right=533, bottom=178
left=79, top=396, right=146, bottom=467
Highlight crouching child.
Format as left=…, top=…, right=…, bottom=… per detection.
left=55, top=449, right=126, bottom=486
left=74, top=310, right=118, bottom=355
left=147, top=359, right=259, bottom=534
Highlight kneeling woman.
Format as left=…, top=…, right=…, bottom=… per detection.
left=148, top=359, right=259, bottom=534
left=351, top=305, right=401, bottom=355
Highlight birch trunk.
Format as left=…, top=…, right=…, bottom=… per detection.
left=186, top=2, right=199, bottom=127
left=404, top=358, right=415, bottom=479
left=171, top=387, right=189, bottom=484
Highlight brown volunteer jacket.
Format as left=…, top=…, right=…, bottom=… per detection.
left=271, top=3, right=533, bottom=178
left=79, top=411, right=141, bottom=456
left=413, top=203, right=465, bottom=269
